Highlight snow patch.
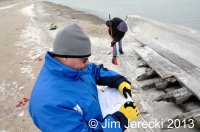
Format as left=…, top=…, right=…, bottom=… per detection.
left=0, top=4, right=18, bottom=10
left=19, top=86, right=24, bottom=90
left=16, top=23, right=42, bottom=48
left=17, top=4, right=42, bottom=48
left=0, top=81, right=21, bottom=102
left=27, top=46, right=45, bottom=60
left=20, top=65, right=35, bottom=79
left=17, top=111, right=24, bottom=117
left=20, top=4, right=35, bottom=17
left=0, top=130, right=7, bottom=132
left=36, top=3, right=49, bottom=16
left=16, top=4, right=46, bottom=80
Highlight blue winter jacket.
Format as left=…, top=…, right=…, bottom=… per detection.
left=29, top=52, right=129, bottom=132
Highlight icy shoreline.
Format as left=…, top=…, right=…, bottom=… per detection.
left=1, top=0, right=200, bottom=131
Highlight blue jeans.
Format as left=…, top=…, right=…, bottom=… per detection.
left=113, top=39, right=123, bottom=57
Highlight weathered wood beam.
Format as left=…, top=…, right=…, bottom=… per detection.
left=136, top=69, right=156, bottom=81
left=162, top=108, right=200, bottom=130
left=180, top=102, right=200, bottom=112
left=139, top=78, right=161, bottom=90
left=165, top=76, right=177, bottom=83
left=140, top=40, right=200, bottom=82
left=154, top=80, right=168, bottom=90
left=193, top=115, right=200, bottom=128
left=154, top=87, right=193, bottom=104
left=136, top=56, right=141, bottom=60
left=134, top=46, right=200, bottom=100
left=154, top=76, right=177, bottom=90
left=164, top=86, right=179, bottom=93
left=137, top=61, right=147, bottom=67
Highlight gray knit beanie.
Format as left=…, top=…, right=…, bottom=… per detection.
left=53, top=24, right=91, bottom=57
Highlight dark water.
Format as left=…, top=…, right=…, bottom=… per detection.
left=41, top=0, right=200, bottom=31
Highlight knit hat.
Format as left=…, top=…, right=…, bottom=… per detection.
left=53, top=24, right=91, bottom=58
left=117, top=22, right=128, bottom=32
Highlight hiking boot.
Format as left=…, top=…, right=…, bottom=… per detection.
left=112, top=56, right=117, bottom=64
left=119, top=51, right=124, bottom=54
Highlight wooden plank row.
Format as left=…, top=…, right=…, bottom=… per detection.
left=136, top=69, right=156, bottom=81
left=162, top=108, right=200, bottom=129
left=135, top=38, right=200, bottom=82
left=134, top=46, right=200, bottom=100
left=154, top=87, right=193, bottom=104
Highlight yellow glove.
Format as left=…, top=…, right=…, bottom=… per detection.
left=119, top=101, right=139, bottom=121
left=118, top=81, right=132, bottom=98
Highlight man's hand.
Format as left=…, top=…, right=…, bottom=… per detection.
left=119, top=101, right=139, bottom=121
left=111, top=41, right=116, bottom=47
left=118, top=81, right=132, bottom=98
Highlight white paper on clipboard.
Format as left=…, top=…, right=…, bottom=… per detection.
left=98, top=87, right=129, bottom=118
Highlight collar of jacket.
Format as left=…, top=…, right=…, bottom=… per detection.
left=44, top=51, right=84, bottom=79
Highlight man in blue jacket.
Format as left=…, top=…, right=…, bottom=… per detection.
left=29, top=24, right=139, bottom=132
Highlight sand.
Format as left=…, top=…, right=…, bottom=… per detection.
left=0, top=0, right=106, bottom=131
left=0, top=0, right=199, bottom=132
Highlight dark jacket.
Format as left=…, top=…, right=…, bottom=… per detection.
left=106, top=17, right=125, bottom=42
